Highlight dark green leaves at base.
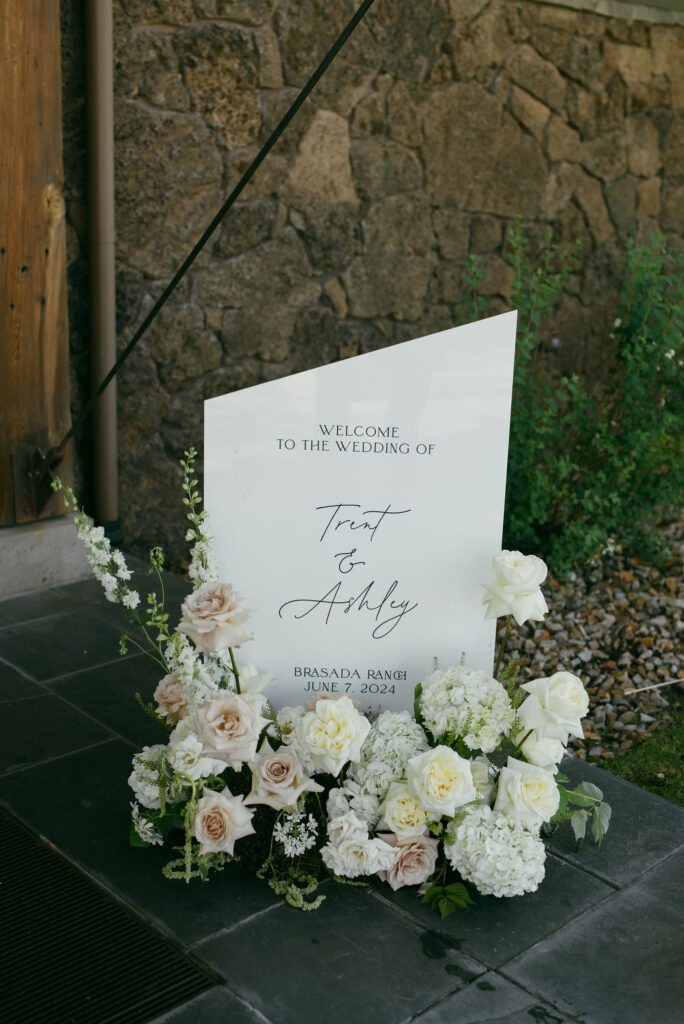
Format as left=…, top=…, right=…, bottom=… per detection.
left=422, top=882, right=474, bottom=919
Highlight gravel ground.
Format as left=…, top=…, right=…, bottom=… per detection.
left=499, top=515, right=683, bottom=762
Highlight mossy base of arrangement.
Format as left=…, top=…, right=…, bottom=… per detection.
left=53, top=451, right=611, bottom=915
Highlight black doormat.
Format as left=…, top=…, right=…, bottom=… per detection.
left=0, top=807, right=216, bottom=1024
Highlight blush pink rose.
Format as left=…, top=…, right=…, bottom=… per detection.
left=192, top=787, right=255, bottom=856
left=194, top=693, right=268, bottom=768
left=376, top=833, right=439, bottom=891
left=153, top=672, right=188, bottom=722
left=178, top=582, right=253, bottom=653
left=244, top=740, right=324, bottom=811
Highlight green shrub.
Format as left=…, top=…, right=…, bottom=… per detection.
left=468, top=225, right=684, bottom=573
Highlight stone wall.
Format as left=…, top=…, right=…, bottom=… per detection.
left=60, top=0, right=684, bottom=562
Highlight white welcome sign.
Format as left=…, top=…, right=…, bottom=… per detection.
left=205, top=311, right=516, bottom=711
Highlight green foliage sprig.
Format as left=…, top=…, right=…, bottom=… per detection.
left=469, top=224, right=684, bottom=573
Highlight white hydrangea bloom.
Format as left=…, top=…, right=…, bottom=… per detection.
left=346, top=710, right=429, bottom=800
left=128, top=744, right=169, bottom=810
left=419, top=665, right=514, bottom=753
left=446, top=804, right=546, bottom=897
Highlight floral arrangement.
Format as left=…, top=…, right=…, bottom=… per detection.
left=53, top=451, right=611, bottom=916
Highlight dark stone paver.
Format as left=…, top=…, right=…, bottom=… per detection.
left=194, top=884, right=483, bottom=1024
left=0, top=740, right=281, bottom=948
left=0, top=586, right=81, bottom=628
left=505, top=846, right=684, bottom=1024
left=149, top=986, right=271, bottom=1024
left=549, top=757, right=684, bottom=886
left=373, top=850, right=613, bottom=968
left=46, top=653, right=170, bottom=748
left=0, top=659, right=43, bottom=700
left=412, top=971, right=575, bottom=1022
left=0, top=609, right=126, bottom=680
left=0, top=694, right=114, bottom=774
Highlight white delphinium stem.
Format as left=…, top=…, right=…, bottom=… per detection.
left=52, top=479, right=141, bottom=610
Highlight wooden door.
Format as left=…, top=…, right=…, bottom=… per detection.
left=0, top=0, right=71, bottom=525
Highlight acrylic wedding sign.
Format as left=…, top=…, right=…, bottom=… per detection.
left=204, top=311, right=517, bottom=712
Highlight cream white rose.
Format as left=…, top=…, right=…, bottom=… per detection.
left=244, top=740, right=323, bottom=811
left=321, top=834, right=397, bottom=878
left=178, top=581, right=253, bottom=652
left=326, top=810, right=369, bottom=843
left=192, top=786, right=255, bottom=856
left=169, top=721, right=227, bottom=781
left=514, top=727, right=566, bottom=771
left=194, top=693, right=268, bottom=769
left=520, top=671, right=588, bottom=741
left=494, top=756, right=560, bottom=830
left=407, top=746, right=478, bottom=818
left=376, top=833, right=439, bottom=891
left=379, top=782, right=429, bottom=839
left=481, top=550, right=549, bottom=625
left=296, top=696, right=370, bottom=776
left=153, top=672, right=188, bottom=722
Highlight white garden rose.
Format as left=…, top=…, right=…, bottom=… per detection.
left=481, top=550, right=549, bottom=625
left=244, top=740, right=323, bottom=811
left=178, top=581, right=253, bottom=652
left=376, top=833, right=439, bottom=891
left=447, top=804, right=546, bottom=897
left=521, top=671, right=588, bottom=740
left=297, top=697, right=371, bottom=776
left=514, top=727, right=566, bottom=771
left=494, top=756, right=560, bottom=831
left=194, top=692, right=269, bottom=769
left=326, top=810, right=369, bottom=843
left=407, top=746, right=478, bottom=818
left=379, top=782, right=429, bottom=839
left=192, top=787, right=255, bottom=856
left=321, top=834, right=397, bottom=879
left=168, top=720, right=227, bottom=781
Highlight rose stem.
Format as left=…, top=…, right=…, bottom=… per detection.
left=494, top=614, right=513, bottom=680
left=229, top=647, right=241, bottom=693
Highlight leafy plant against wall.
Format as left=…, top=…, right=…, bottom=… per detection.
left=465, top=225, right=683, bottom=573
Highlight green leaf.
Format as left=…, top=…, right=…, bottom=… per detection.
left=555, top=772, right=570, bottom=784
left=570, top=812, right=587, bottom=843
left=552, top=785, right=569, bottom=821
left=591, top=801, right=612, bottom=846
left=567, top=782, right=603, bottom=807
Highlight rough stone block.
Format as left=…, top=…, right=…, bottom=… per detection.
left=636, top=177, right=661, bottom=219
left=509, top=85, right=550, bottom=143
left=470, top=215, right=501, bottom=254
left=627, top=117, right=662, bottom=178
left=343, top=255, right=433, bottom=321
left=582, top=131, right=628, bottom=182
left=422, top=82, right=501, bottom=206
left=285, top=109, right=358, bottom=203
left=351, top=139, right=423, bottom=201
left=605, top=175, right=637, bottom=236
left=506, top=44, right=566, bottom=113
left=546, top=116, right=582, bottom=163
left=387, top=81, right=424, bottom=146
left=350, top=92, right=386, bottom=139
left=178, top=24, right=261, bottom=149
left=433, top=208, right=470, bottom=261
left=363, top=195, right=434, bottom=256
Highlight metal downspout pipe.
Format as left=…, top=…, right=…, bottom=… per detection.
left=85, top=0, right=118, bottom=531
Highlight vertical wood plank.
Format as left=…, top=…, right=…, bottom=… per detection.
left=0, top=1, right=72, bottom=525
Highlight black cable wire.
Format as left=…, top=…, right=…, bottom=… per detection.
left=44, top=0, right=377, bottom=472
